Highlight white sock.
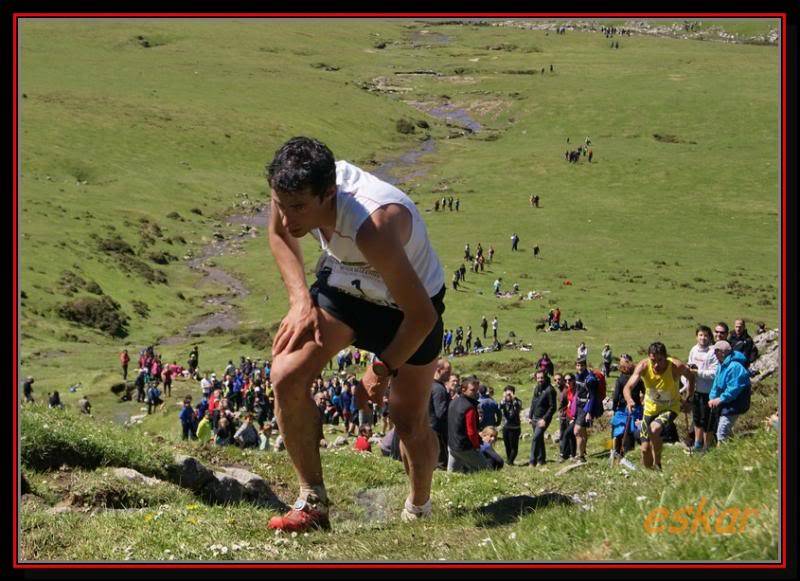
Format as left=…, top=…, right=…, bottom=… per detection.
left=405, top=496, right=432, bottom=514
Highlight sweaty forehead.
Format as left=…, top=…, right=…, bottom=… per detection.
left=272, top=188, right=317, bottom=204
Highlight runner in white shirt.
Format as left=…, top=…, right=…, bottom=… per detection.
left=265, top=137, right=446, bottom=532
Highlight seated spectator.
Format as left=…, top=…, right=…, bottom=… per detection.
left=259, top=423, right=273, bottom=451
left=234, top=413, right=259, bottom=448
left=215, top=417, right=234, bottom=446
left=48, top=391, right=64, bottom=410
left=78, top=395, right=92, bottom=415
left=354, top=425, right=373, bottom=452
left=479, top=426, right=505, bottom=470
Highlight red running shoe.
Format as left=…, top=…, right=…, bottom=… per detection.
left=268, top=498, right=331, bottom=532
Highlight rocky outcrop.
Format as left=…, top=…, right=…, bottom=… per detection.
left=751, top=329, right=780, bottom=384
left=110, top=467, right=164, bottom=487
left=167, top=454, right=284, bottom=509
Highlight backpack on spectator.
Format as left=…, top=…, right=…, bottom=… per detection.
left=591, top=369, right=607, bottom=417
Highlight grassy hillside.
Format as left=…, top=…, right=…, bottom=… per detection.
left=18, top=18, right=781, bottom=562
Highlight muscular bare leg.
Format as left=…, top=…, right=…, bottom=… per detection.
left=271, top=307, right=354, bottom=494
left=389, top=360, right=438, bottom=507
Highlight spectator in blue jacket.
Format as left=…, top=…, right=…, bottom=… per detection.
left=477, top=386, right=502, bottom=430
left=179, top=396, right=196, bottom=440
left=709, top=341, right=752, bottom=444
left=573, top=358, right=598, bottom=463
left=195, top=393, right=209, bottom=422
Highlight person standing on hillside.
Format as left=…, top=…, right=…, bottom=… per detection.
left=23, top=377, right=35, bottom=403
left=492, top=316, right=499, bottom=341
left=429, top=358, right=451, bottom=470
left=727, top=319, right=758, bottom=369
left=685, top=325, right=718, bottom=453
left=557, top=373, right=577, bottom=462
left=510, top=233, right=520, bottom=251
left=572, top=358, right=598, bottom=464
left=447, top=376, right=490, bottom=473
left=527, top=370, right=557, bottom=467
left=708, top=341, right=752, bottom=445
left=623, top=342, right=695, bottom=470
left=477, top=386, right=502, bottom=430
left=120, top=349, right=130, bottom=380
left=265, top=137, right=446, bottom=532
left=601, top=344, right=613, bottom=378
left=481, top=315, right=489, bottom=339
left=499, top=385, right=523, bottom=465
left=577, top=342, right=588, bottom=362
left=611, top=354, right=643, bottom=456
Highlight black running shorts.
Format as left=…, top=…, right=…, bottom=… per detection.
left=310, top=281, right=446, bottom=366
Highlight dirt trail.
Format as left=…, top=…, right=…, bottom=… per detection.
left=158, top=105, right=481, bottom=346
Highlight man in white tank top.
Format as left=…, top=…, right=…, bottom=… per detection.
left=265, top=137, right=446, bottom=532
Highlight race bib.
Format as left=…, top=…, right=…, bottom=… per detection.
left=316, top=253, right=399, bottom=309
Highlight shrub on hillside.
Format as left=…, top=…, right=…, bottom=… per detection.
left=85, top=281, right=103, bottom=295
left=56, top=270, right=87, bottom=296
left=131, top=300, right=150, bottom=318
left=98, top=236, right=135, bottom=255
left=57, top=295, right=130, bottom=338
left=238, top=328, right=272, bottom=351
left=396, top=119, right=416, bottom=134
left=148, top=251, right=176, bottom=265
left=21, top=406, right=172, bottom=477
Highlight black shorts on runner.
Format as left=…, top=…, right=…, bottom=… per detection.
left=641, top=410, right=678, bottom=441
left=575, top=406, right=592, bottom=428
left=693, top=392, right=712, bottom=431
left=310, top=280, right=446, bottom=366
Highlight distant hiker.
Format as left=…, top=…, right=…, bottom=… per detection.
left=488, top=245, right=494, bottom=263
left=434, top=199, right=440, bottom=212
left=188, top=346, right=199, bottom=378
left=48, top=390, right=64, bottom=409
left=23, top=377, right=34, bottom=403
left=459, top=263, right=467, bottom=282
left=465, top=243, right=471, bottom=261
left=492, top=316, right=499, bottom=341
left=452, top=271, right=460, bottom=291
left=481, top=315, right=489, bottom=338
left=510, top=232, right=520, bottom=251
left=588, top=148, right=593, bottom=162
left=161, top=364, right=173, bottom=398
left=601, top=344, right=613, bottom=377
left=533, top=195, right=540, bottom=207
left=448, top=197, right=454, bottom=211
left=455, top=198, right=460, bottom=212
left=533, top=245, right=540, bottom=258
left=708, top=341, right=752, bottom=445
left=577, top=342, right=588, bottom=361
left=180, top=397, right=196, bottom=440
left=550, top=64, right=554, bottom=72
left=476, top=242, right=483, bottom=259
left=493, top=278, right=502, bottom=295
left=465, top=326, right=473, bottom=352
left=135, top=368, right=147, bottom=403
left=147, top=383, right=163, bottom=415
left=120, top=349, right=130, bottom=380
left=530, top=193, right=535, bottom=207
left=527, top=370, right=557, bottom=466
left=78, top=395, right=92, bottom=415
left=537, top=353, right=554, bottom=377
left=623, top=342, right=695, bottom=470
left=499, top=385, right=523, bottom=465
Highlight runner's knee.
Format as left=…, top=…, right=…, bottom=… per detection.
left=271, top=357, right=314, bottom=401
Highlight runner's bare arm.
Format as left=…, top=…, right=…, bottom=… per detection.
left=623, top=360, right=647, bottom=411
left=356, top=204, right=437, bottom=369
left=268, top=198, right=322, bottom=355
left=672, top=359, right=695, bottom=400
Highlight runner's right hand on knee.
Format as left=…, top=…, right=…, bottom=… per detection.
left=272, top=302, right=322, bottom=356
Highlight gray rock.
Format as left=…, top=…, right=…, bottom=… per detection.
left=110, top=467, right=162, bottom=487
left=751, top=330, right=780, bottom=384
left=217, top=467, right=268, bottom=498
left=168, top=454, right=215, bottom=491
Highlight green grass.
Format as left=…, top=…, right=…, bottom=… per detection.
left=18, top=18, right=781, bottom=561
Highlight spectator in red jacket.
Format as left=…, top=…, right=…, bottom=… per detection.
left=120, top=349, right=130, bottom=380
